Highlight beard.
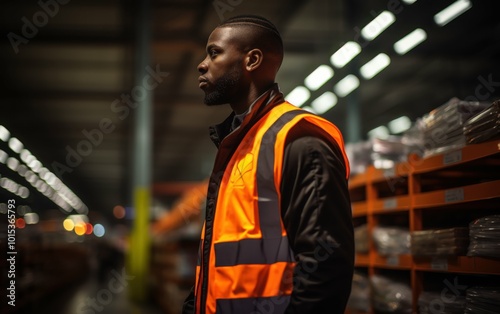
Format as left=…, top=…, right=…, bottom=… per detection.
left=203, top=68, right=241, bottom=106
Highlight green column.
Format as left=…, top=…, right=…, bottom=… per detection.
left=346, top=62, right=362, bottom=143
left=127, top=0, right=152, bottom=302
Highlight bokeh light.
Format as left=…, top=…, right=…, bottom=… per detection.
left=85, top=223, right=93, bottom=235
left=113, top=205, right=126, bottom=219
left=93, top=224, right=105, bottom=237
left=16, top=218, right=26, bottom=229
left=74, top=222, right=86, bottom=236
left=63, top=218, right=75, bottom=231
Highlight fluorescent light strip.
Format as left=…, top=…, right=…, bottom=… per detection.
left=0, top=150, right=8, bottom=164
left=301, top=106, right=317, bottom=114
left=434, top=0, right=472, bottom=26
left=368, top=126, right=390, bottom=139
left=286, top=86, right=311, bottom=107
left=334, top=75, right=360, bottom=98
left=0, top=125, right=10, bottom=142
left=388, top=116, right=412, bottom=134
left=361, top=11, right=396, bottom=41
left=7, top=157, right=20, bottom=172
left=5, top=130, right=88, bottom=213
left=8, top=137, right=23, bottom=154
left=304, top=65, right=334, bottom=91
left=311, top=92, right=338, bottom=114
left=394, top=28, right=427, bottom=55
left=360, top=53, right=391, bottom=80
left=330, top=42, right=362, bottom=68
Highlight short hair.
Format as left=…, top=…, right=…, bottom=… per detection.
left=218, top=15, right=284, bottom=66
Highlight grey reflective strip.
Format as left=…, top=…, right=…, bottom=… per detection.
left=216, top=295, right=290, bottom=314
left=257, top=110, right=306, bottom=238
left=214, top=236, right=293, bottom=267
left=214, top=110, right=304, bottom=267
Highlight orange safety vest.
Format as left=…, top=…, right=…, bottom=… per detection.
left=195, top=102, right=349, bottom=314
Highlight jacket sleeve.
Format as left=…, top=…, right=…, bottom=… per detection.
left=280, top=134, right=354, bottom=314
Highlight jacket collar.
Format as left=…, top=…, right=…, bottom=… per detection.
left=209, top=83, right=284, bottom=148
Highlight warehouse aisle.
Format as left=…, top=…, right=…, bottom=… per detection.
left=17, top=271, right=166, bottom=314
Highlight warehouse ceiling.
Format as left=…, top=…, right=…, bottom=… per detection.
left=1, top=0, right=499, bottom=224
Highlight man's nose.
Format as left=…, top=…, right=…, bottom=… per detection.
left=197, top=58, right=208, bottom=74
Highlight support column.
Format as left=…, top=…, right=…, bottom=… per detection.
left=127, top=0, right=152, bottom=303
left=346, top=62, right=362, bottom=143
left=346, top=89, right=362, bottom=143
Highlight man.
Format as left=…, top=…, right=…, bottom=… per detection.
left=183, top=15, right=354, bottom=314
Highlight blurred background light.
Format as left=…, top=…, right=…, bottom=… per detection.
left=304, top=65, right=334, bottom=91
left=334, top=75, right=360, bottom=97
left=434, top=0, right=472, bottom=26
left=330, top=41, right=362, bottom=68
left=394, top=28, right=427, bottom=55
left=361, top=11, right=396, bottom=41
left=286, top=86, right=311, bottom=107
left=311, top=92, right=338, bottom=114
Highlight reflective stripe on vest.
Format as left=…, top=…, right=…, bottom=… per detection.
left=196, top=102, right=349, bottom=314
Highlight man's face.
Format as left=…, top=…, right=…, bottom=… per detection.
left=197, top=27, right=245, bottom=106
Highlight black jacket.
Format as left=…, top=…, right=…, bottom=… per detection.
left=183, top=85, right=354, bottom=314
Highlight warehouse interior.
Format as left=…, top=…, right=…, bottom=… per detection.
left=1, top=0, right=499, bottom=313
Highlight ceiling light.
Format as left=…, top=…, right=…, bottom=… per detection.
left=394, top=28, right=427, bottom=55
left=402, top=0, right=417, bottom=4
left=360, top=53, right=391, bottom=80
left=24, top=213, right=40, bottom=225
left=368, top=126, right=390, bottom=139
left=17, top=165, right=28, bottom=177
left=301, top=106, right=317, bottom=114
left=28, top=159, right=42, bottom=172
left=8, top=137, right=23, bottom=154
left=311, top=92, right=338, bottom=114
left=334, top=75, right=360, bottom=98
left=0, top=150, right=8, bottom=164
left=0, top=125, right=10, bottom=142
left=304, top=65, right=334, bottom=91
left=20, top=149, right=32, bottom=163
left=361, top=11, right=396, bottom=41
left=18, top=186, right=29, bottom=199
left=286, top=86, right=311, bottom=107
left=7, top=157, right=20, bottom=171
left=388, top=116, right=412, bottom=134
left=434, top=0, right=472, bottom=26
left=330, top=42, right=362, bottom=68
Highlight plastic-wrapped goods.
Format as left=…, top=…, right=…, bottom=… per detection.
left=463, top=100, right=500, bottom=144
left=370, top=136, right=411, bottom=169
left=465, top=287, right=500, bottom=313
left=411, top=227, right=469, bottom=256
left=345, top=140, right=374, bottom=176
left=414, top=97, right=490, bottom=157
left=354, top=224, right=369, bottom=254
left=468, top=215, right=500, bottom=258
left=346, top=136, right=416, bottom=175
left=370, top=274, right=412, bottom=314
left=418, top=291, right=465, bottom=314
left=372, top=226, right=411, bottom=255
left=347, top=271, right=371, bottom=312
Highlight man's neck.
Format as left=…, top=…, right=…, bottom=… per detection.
left=230, top=83, right=275, bottom=114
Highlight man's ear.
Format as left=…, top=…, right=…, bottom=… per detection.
left=245, top=49, right=263, bottom=72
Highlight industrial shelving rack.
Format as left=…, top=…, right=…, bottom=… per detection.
left=346, top=139, right=500, bottom=314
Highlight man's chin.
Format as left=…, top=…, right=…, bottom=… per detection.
left=203, top=94, right=228, bottom=106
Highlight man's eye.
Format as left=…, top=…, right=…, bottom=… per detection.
left=210, top=50, right=218, bottom=57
